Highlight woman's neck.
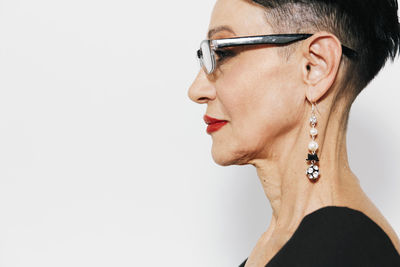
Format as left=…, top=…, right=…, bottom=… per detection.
left=248, top=99, right=364, bottom=234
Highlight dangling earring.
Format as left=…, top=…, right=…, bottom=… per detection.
left=306, top=102, right=320, bottom=180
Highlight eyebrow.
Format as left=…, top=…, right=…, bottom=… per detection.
left=207, top=25, right=236, bottom=39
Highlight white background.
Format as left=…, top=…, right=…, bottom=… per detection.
left=0, top=1, right=399, bottom=266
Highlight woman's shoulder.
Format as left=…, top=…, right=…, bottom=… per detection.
left=266, top=205, right=400, bottom=267
left=300, top=205, right=400, bottom=252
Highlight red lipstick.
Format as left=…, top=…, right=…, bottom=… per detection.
left=203, top=115, right=228, bottom=134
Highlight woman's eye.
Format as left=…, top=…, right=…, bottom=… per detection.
left=214, top=49, right=235, bottom=63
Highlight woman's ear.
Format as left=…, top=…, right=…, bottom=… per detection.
left=301, top=31, right=342, bottom=102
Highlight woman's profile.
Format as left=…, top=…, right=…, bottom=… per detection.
left=188, top=0, right=400, bottom=266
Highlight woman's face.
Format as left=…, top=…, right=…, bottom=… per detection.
left=188, top=0, right=306, bottom=166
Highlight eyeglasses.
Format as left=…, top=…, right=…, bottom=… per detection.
left=196, top=33, right=358, bottom=75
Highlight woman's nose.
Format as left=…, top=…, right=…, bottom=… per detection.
left=187, top=70, right=216, bottom=104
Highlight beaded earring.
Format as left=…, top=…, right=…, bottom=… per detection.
left=306, top=102, right=320, bottom=180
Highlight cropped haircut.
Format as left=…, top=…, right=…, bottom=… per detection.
left=251, top=0, right=400, bottom=103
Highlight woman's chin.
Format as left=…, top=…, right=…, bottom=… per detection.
left=211, top=144, right=250, bottom=166
left=211, top=146, right=232, bottom=166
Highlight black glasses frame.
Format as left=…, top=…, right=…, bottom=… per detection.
left=196, top=33, right=358, bottom=74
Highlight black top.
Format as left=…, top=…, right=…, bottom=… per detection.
left=239, top=206, right=400, bottom=267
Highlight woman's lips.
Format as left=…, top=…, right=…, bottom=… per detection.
left=206, top=121, right=228, bottom=134
left=203, top=114, right=228, bottom=134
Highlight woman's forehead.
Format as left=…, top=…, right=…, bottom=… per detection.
left=208, top=0, right=274, bottom=38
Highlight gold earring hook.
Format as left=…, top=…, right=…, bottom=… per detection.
left=309, top=90, right=320, bottom=116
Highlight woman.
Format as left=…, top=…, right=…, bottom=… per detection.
left=188, top=0, right=400, bottom=266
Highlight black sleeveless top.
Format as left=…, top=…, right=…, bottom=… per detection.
left=238, top=206, right=400, bottom=267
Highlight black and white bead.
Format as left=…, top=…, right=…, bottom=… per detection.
left=306, top=163, right=320, bottom=179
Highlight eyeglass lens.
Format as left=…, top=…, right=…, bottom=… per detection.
left=199, top=40, right=214, bottom=74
